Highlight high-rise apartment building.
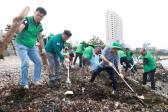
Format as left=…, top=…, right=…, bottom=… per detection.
left=106, top=10, right=123, bottom=46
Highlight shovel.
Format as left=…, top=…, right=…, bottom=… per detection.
left=64, top=58, right=74, bottom=95
left=111, top=65, right=146, bottom=106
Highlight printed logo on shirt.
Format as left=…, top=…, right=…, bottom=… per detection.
left=56, top=42, right=60, bottom=46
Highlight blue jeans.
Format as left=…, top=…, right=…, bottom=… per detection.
left=46, top=53, right=60, bottom=80
left=16, top=44, right=42, bottom=85
left=90, top=66, right=118, bottom=90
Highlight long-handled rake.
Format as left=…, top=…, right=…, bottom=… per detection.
left=111, top=65, right=146, bottom=106
left=64, top=58, right=74, bottom=95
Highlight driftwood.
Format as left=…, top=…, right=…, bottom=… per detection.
left=0, top=6, right=30, bottom=55
left=37, top=44, right=52, bottom=75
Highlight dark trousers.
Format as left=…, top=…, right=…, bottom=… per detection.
left=120, top=57, right=129, bottom=71
left=83, top=57, right=90, bottom=66
left=73, top=53, right=83, bottom=67
left=69, top=52, right=74, bottom=63
left=91, top=66, right=117, bottom=90
left=143, top=69, right=156, bottom=90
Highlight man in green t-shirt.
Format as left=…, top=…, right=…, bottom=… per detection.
left=45, top=30, right=72, bottom=87
left=82, top=43, right=95, bottom=74
left=73, top=41, right=86, bottom=67
left=83, top=43, right=95, bottom=65
left=118, top=49, right=128, bottom=71
left=15, top=7, right=47, bottom=89
left=125, top=48, right=137, bottom=73
left=138, top=48, right=157, bottom=91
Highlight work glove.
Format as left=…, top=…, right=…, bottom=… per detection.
left=64, top=58, right=69, bottom=63
left=109, top=62, right=114, bottom=67
left=42, top=48, right=45, bottom=54
left=119, top=73, right=124, bottom=79
left=136, top=61, right=142, bottom=65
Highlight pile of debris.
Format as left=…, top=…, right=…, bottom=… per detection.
left=0, top=68, right=168, bottom=111
left=0, top=56, right=168, bottom=111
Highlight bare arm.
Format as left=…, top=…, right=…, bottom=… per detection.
left=118, top=63, right=122, bottom=74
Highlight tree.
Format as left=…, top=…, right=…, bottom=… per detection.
left=88, top=36, right=106, bottom=48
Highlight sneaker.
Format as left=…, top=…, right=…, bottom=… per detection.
left=90, top=78, right=95, bottom=83
left=23, top=85, right=29, bottom=89
left=151, top=87, right=157, bottom=91
left=47, top=79, right=55, bottom=88
left=71, top=65, right=75, bottom=68
left=142, top=84, right=148, bottom=90
left=33, top=80, right=43, bottom=86
left=111, top=90, right=116, bottom=95
left=55, top=80, right=61, bottom=86
left=151, top=89, right=156, bottom=93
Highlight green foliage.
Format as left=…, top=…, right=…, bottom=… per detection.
left=88, top=36, right=106, bottom=48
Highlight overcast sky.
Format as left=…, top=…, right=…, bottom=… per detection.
left=0, top=0, right=168, bottom=49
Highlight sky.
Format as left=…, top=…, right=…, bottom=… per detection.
left=0, top=0, right=168, bottom=49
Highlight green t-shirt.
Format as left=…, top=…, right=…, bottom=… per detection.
left=83, top=46, right=94, bottom=59
left=142, top=51, right=156, bottom=72
left=126, top=50, right=133, bottom=61
left=118, top=50, right=126, bottom=58
left=45, top=33, right=65, bottom=61
left=16, top=16, right=43, bottom=48
left=75, top=43, right=85, bottom=54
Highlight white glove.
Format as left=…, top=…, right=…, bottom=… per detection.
left=36, top=42, right=40, bottom=46
left=119, top=73, right=124, bottom=79
left=42, top=48, right=45, bottom=54
left=109, top=62, right=114, bottom=67
left=64, top=58, right=69, bottom=63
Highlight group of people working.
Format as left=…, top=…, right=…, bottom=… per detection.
left=13, top=7, right=157, bottom=94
